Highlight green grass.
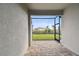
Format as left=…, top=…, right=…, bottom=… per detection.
left=32, top=34, right=60, bottom=40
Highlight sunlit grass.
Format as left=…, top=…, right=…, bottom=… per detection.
left=32, top=34, right=60, bottom=40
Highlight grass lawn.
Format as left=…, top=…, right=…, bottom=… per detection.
left=32, top=34, right=60, bottom=40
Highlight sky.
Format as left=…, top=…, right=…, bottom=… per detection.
left=31, top=15, right=61, bottom=29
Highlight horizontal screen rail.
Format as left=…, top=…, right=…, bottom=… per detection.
left=32, top=18, right=56, bottom=19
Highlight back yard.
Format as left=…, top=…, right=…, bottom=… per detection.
left=32, top=34, right=60, bottom=40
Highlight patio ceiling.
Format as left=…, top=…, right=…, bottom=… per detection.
left=26, top=3, right=70, bottom=10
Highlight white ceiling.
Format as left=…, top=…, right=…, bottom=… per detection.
left=26, top=3, right=70, bottom=10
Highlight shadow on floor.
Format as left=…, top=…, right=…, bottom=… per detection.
left=25, top=40, right=78, bottom=56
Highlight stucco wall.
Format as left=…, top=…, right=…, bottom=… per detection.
left=61, top=4, right=79, bottom=55
left=0, top=4, right=28, bottom=56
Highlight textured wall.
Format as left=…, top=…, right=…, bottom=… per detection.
left=61, top=4, right=79, bottom=55
left=0, top=4, right=28, bottom=56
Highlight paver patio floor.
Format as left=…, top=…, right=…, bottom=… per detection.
left=25, top=40, right=78, bottom=56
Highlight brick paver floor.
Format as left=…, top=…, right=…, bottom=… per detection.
left=25, top=40, right=78, bottom=56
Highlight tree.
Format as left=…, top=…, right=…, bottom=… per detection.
left=45, top=26, right=49, bottom=33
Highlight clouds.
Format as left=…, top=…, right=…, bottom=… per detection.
left=32, top=15, right=60, bottom=29
left=32, top=19, right=54, bottom=28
